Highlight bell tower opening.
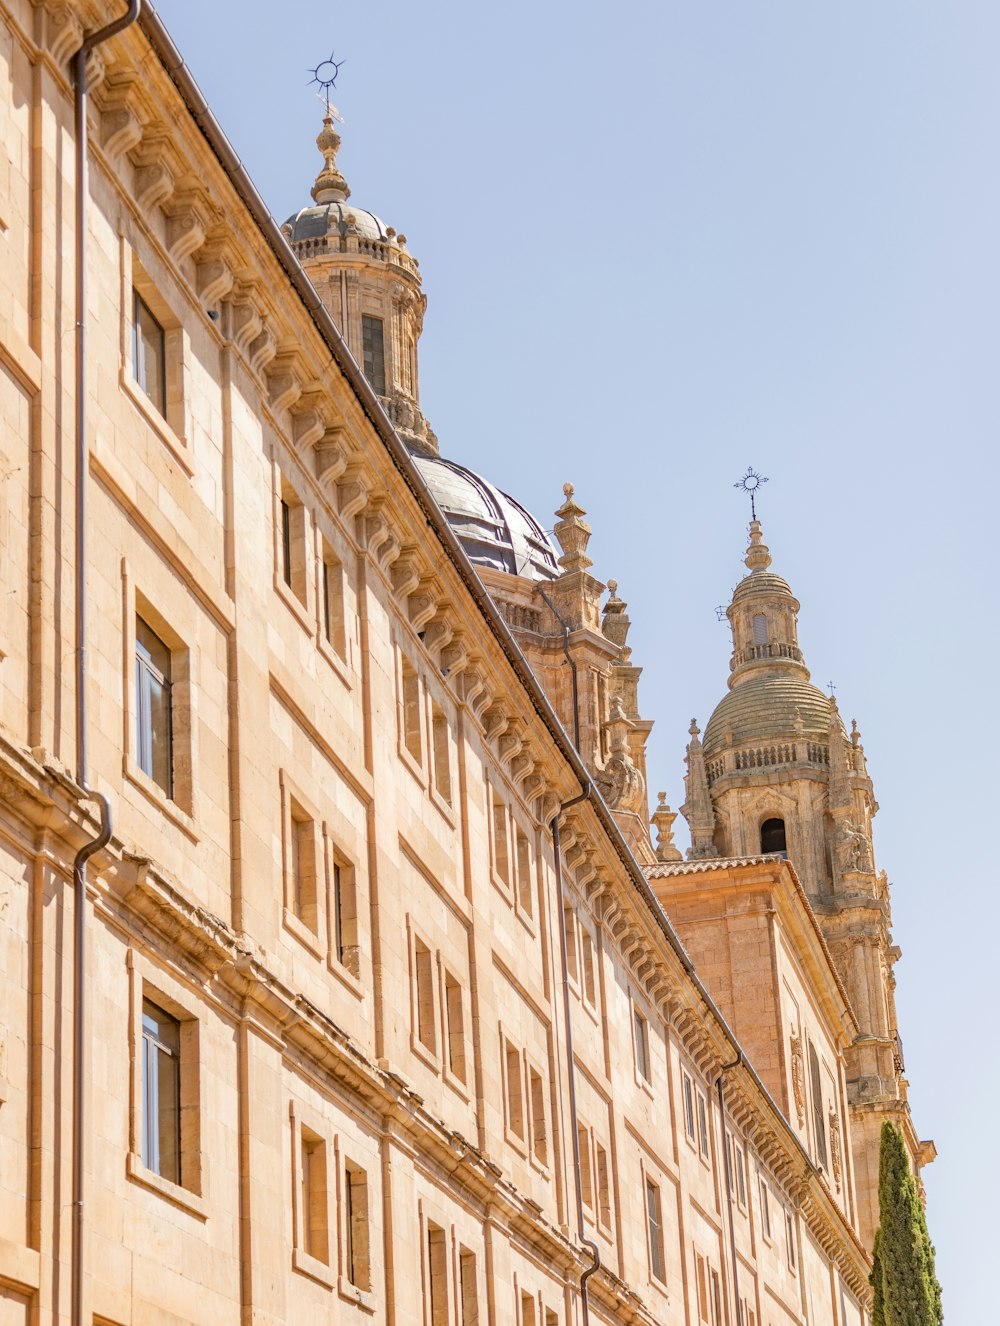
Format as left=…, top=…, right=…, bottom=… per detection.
left=760, top=817, right=787, bottom=856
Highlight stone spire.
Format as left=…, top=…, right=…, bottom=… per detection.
left=553, top=484, right=593, bottom=573
left=651, top=793, right=683, bottom=863
left=311, top=110, right=351, bottom=204
left=744, top=518, right=772, bottom=572
left=681, top=720, right=717, bottom=860
left=601, top=579, right=630, bottom=654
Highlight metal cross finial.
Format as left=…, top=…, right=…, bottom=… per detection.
left=308, top=51, right=346, bottom=112
left=734, top=466, right=768, bottom=520
left=828, top=680, right=837, bottom=695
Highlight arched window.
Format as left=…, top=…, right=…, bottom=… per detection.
left=760, top=818, right=787, bottom=856
left=752, top=614, right=768, bottom=645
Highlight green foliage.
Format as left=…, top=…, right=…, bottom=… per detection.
left=870, top=1122, right=943, bottom=1326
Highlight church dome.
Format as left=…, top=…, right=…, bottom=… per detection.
left=282, top=201, right=390, bottom=245
left=703, top=672, right=838, bottom=755
left=412, top=454, right=559, bottom=581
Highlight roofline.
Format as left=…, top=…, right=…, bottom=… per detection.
left=136, top=2, right=867, bottom=1263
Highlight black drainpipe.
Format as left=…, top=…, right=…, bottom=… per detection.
left=550, top=783, right=600, bottom=1323
left=71, top=6, right=141, bottom=1325
left=717, top=1052, right=744, bottom=1326
left=537, top=587, right=580, bottom=750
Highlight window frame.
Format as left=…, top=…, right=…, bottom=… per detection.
left=645, top=1175, right=667, bottom=1285
left=632, top=1001, right=652, bottom=1087
left=361, top=313, right=387, bottom=395
left=120, top=244, right=190, bottom=462
left=135, top=614, right=173, bottom=799
left=279, top=771, right=326, bottom=956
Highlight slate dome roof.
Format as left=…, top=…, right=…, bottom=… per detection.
left=282, top=202, right=389, bottom=244
left=412, top=454, right=559, bottom=582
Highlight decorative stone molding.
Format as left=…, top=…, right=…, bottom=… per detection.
left=790, top=1031, right=806, bottom=1126
left=166, top=196, right=208, bottom=263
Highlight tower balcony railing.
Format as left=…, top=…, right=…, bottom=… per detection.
left=730, top=641, right=803, bottom=670
left=289, top=233, right=421, bottom=277
left=706, top=740, right=830, bottom=785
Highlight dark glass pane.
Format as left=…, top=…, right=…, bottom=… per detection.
left=134, top=291, right=166, bottom=416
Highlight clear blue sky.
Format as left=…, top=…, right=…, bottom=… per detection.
left=153, top=0, right=995, bottom=1312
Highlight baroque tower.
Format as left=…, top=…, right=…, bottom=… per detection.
left=680, top=518, right=934, bottom=1245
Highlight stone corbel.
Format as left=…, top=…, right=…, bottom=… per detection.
left=166, top=195, right=208, bottom=263
left=499, top=721, right=524, bottom=766
left=510, top=750, right=536, bottom=790
left=391, top=553, right=421, bottom=601
left=458, top=664, right=485, bottom=712
left=196, top=253, right=235, bottom=309
left=374, top=526, right=401, bottom=572
left=421, top=615, right=453, bottom=665
left=407, top=589, right=438, bottom=635
left=266, top=362, right=304, bottom=417
left=248, top=323, right=276, bottom=376
left=440, top=638, right=469, bottom=681
left=483, top=703, right=510, bottom=744
left=231, top=288, right=264, bottom=355
left=337, top=467, right=373, bottom=524
left=36, top=2, right=84, bottom=67
left=100, top=77, right=143, bottom=158
left=291, top=403, right=325, bottom=454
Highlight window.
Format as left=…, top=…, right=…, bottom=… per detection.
left=577, top=1122, right=593, bottom=1212
left=431, top=702, right=452, bottom=804
left=459, top=1247, right=479, bottom=1326
left=710, top=1269, right=722, bottom=1326
left=289, top=799, right=318, bottom=932
left=132, top=289, right=166, bottom=415
left=696, top=1254, right=720, bottom=1325
left=277, top=482, right=308, bottom=605
left=752, top=613, right=768, bottom=646
left=726, top=1132, right=747, bottom=1208
left=759, top=1174, right=772, bottom=1239
left=321, top=543, right=347, bottom=658
left=785, top=1209, right=797, bottom=1270
left=505, top=1038, right=525, bottom=1141
left=515, top=826, right=533, bottom=917
left=808, top=1041, right=828, bottom=1168
left=696, top=1089, right=710, bottom=1160
left=596, top=1141, right=612, bottom=1230
left=491, top=791, right=510, bottom=887
left=520, top=1290, right=536, bottom=1326
left=331, top=855, right=359, bottom=977
left=760, top=817, right=787, bottom=855
left=344, top=1161, right=371, bottom=1291
left=563, top=905, right=578, bottom=983
left=135, top=616, right=172, bottom=797
left=634, top=1007, right=651, bottom=1083
left=427, top=1221, right=448, bottom=1326
left=400, top=656, right=423, bottom=764
left=580, top=929, right=596, bottom=1004
left=141, top=999, right=180, bottom=1183
left=300, top=1126, right=329, bottom=1264
left=444, top=970, right=467, bottom=1084
left=682, top=1071, right=696, bottom=1142
left=414, top=937, right=437, bottom=1056
left=362, top=314, right=386, bottom=395
left=646, top=1178, right=665, bottom=1283
left=528, top=1064, right=547, bottom=1166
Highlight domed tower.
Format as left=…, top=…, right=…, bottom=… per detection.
left=281, top=110, right=436, bottom=456
left=681, top=517, right=934, bottom=1246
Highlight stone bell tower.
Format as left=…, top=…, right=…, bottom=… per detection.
left=680, top=518, right=934, bottom=1245
left=281, top=109, right=437, bottom=456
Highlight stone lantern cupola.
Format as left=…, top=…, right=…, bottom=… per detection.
left=281, top=110, right=437, bottom=456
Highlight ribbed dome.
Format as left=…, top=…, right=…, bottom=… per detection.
left=282, top=202, right=389, bottom=244
left=413, top=455, right=558, bottom=582
left=731, top=570, right=796, bottom=605
left=704, top=673, right=839, bottom=755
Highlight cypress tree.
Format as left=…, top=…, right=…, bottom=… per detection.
left=871, top=1121, right=943, bottom=1326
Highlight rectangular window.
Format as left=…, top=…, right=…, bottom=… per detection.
left=362, top=315, right=387, bottom=395
left=278, top=485, right=308, bottom=605
left=634, top=1007, right=651, bottom=1082
left=400, top=657, right=423, bottom=763
left=697, top=1254, right=709, bottom=1322
left=459, top=1246, right=479, bottom=1326
left=710, top=1269, right=722, bottom=1326
left=321, top=544, right=346, bottom=656
left=730, top=1134, right=747, bottom=1208
left=444, top=970, right=467, bottom=1084
left=646, top=1177, right=665, bottom=1283
left=808, top=1041, right=828, bottom=1169
left=505, top=1039, right=525, bottom=1140
left=492, top=792, right=510, bottom=887
left=344, top=1161, right=371, bottom=1291
left=596, top=1141, right=611, bottom=1230
left=563, top=905, right=578, bottom=983
left=752, top=613, right=768, bottom=645
left=515, top=826, right=533, bottom=916
left=697, top=1090, right=710, bottom=1159
left=427, top=1221, right=448, bottom=1326
left=300, top=1126, right=329, bottom=1264
left=581, top=929, right=596, bottom=1006
left=682, top=1071, right=696, bottom=1142
left=431, top=703, right=452, bottom=804
left=280, top=498, right=292, bottom=586
left=759, top=1174, right=772, bottom=1239
left=529, top=1064, right=547, bottom=1166
left=545, top=1312, right=559, bottom=1326
left=132, top=288, right=166, bottom=415
left=414, top=936, right=436, bottom=1055
left=331, top=855, right=359, bottom=977
left=135, top=616, right=172, bottom=797
left=140, top=999, right=180, bottom=1183
left=521, top=1290, right=536, bottom=1326
left=289, top=800, right=318, bottom=932
left=578, top=1123, right=593, bottom=1212
left=785, top=1210, right=796, bottom=1270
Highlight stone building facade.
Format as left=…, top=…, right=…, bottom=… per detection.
left=0, top=3, right=928, bottom=1325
